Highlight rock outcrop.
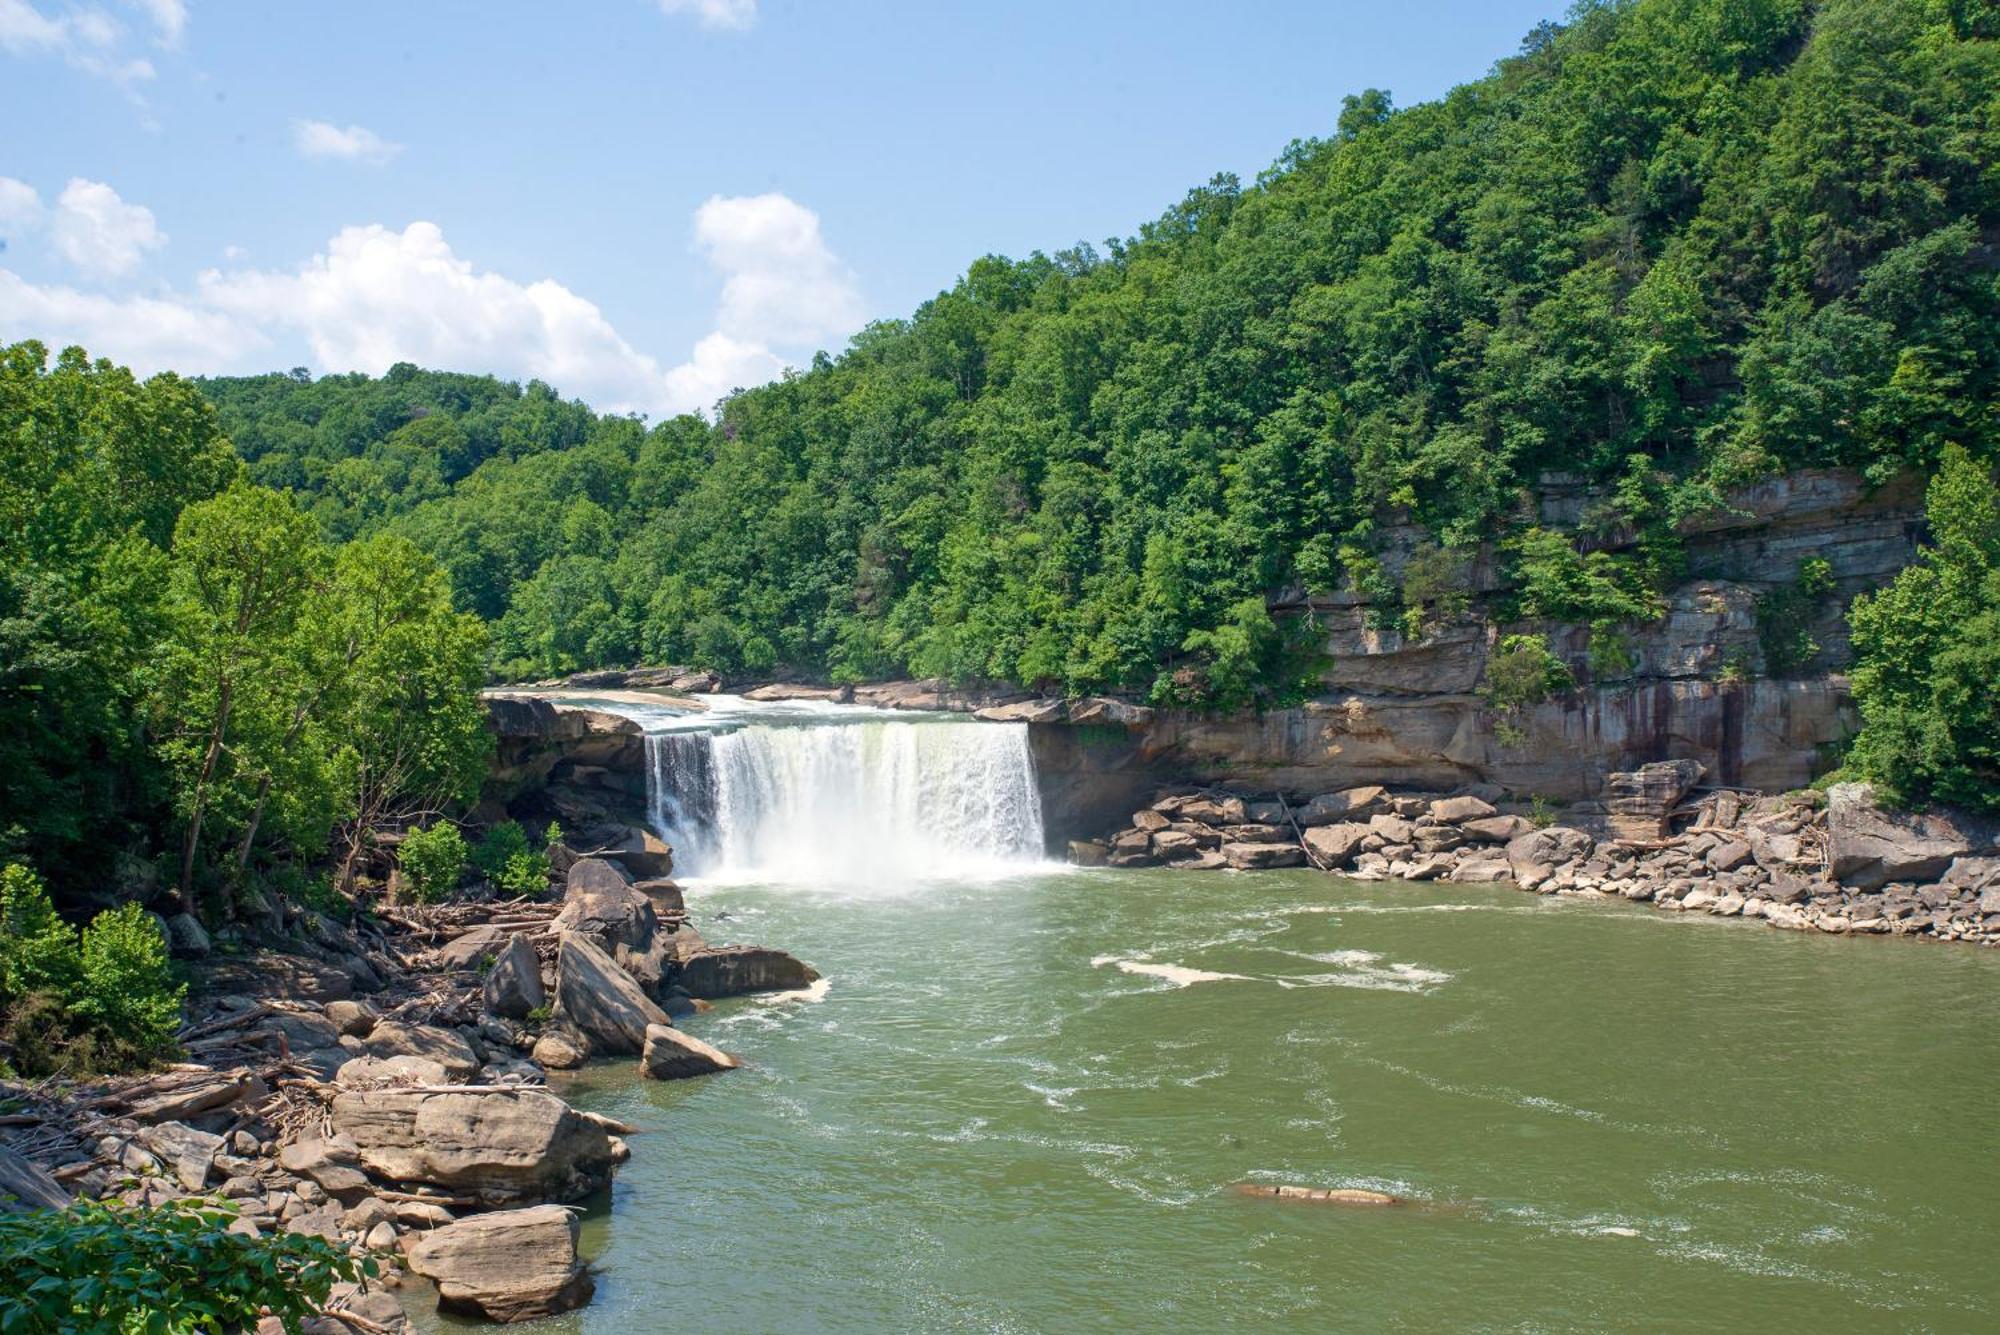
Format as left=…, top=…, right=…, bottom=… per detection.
left=406, top=1204, right=594, bottom=1323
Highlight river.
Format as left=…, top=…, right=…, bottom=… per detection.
left=460, top=700, right=2000, bottom=1331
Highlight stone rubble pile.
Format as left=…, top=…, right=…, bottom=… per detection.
left=1075, top=770, right=2000, bottom=946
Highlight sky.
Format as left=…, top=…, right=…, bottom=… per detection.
left=0, top=0, right=1561, bottom=418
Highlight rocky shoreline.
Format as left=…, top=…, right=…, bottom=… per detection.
left=1073, top=769, right=2000, bottom=947
left=0, top=814, right=817, bottom=1329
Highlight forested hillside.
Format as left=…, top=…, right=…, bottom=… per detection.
left=199, top=0, right=1997, bottom=707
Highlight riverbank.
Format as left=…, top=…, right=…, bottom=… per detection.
left=0, top=813, right=817, bottom=1330
left=1077, top=767, right=2000, bottom=947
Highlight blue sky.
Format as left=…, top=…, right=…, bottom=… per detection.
left=1, top=0, right=1560, bottom=416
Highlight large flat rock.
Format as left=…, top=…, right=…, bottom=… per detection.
left=407, top=1204, right=593, bottom=1323
left=329, top=1087, right=617, bottom=1205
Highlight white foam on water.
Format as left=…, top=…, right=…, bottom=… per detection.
left=754, top=977, right=832, bottom=1005
left=1093, top=957, right=1254, bottom=987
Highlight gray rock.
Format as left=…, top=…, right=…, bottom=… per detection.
left=675, top=945, right=820, bottom=1000
left=484, top=933, right=547, bottom=1021
left=360, top=1020, right=481, bottom=1081
left=406, top=1204, right=594, bottom=1323
left=1827, top=782, right=1996, bottom=890
left=336, top=1054, right=450, bottom=1088
left=1222, top=842, right=1305, bottom=870
left=277, top=1136, right=370, bottom=1197
left=325, top=999, right=379, bottom=1038
left=1460, top=814, right=1533, bottom=843
left=330, top=1087, right=617, bottom=1205
left=1707, top=840, right=1754, bottom=872
left=1505, top=826, right=1594, bottom=891
left=138, top=1123, right=223, bottom=1192
left=437, top=925, right=507, bottom=971
left=556, top=859, right=658, bottom=951
left=164, top=913, right=211, bottom=959
left=1428, top=795, right=1498, bottom=824
left=555, top=933, right=668, bottom=1055
left=532, top=1028, right=587, bottom=1070
left=1302, top=822, right=1370, bottom=867
left=1297, top=786, right=1390, bottom=826
left=639, top=1023, right=738, bottom=1080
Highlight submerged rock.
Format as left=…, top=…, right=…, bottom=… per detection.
left=406, top=1204, right=594, bottom=1323
left=1231, top=1182, right=1401, bottom=1207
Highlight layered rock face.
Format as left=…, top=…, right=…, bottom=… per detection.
left=1028, top=469, right=1921, bottom=828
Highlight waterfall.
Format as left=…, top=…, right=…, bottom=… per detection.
left=638, top=704, right=1047, bottom=883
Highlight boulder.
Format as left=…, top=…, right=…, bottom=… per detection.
left=261, top=1010, right=343, bottom=1056
left=329, top=1087, right=617, bottom=1205
left=278, top=1136, right=371, bottom=1197
left=484, top=933, right=547, bottom=1021
left=437, top=926, right=507, bottom=971
left=630, top=877, right=686, bottom=916
left=1505, top=826, right=1595, bottom=891
left=1222, top=842, right=1304, bottom=870
left=1827, top=783, right=1997, bottom=891
left=555, top=859, right=658, bottom=952
left=164, top=913, right=211, bottom=959
left=1450, top=854, right=1513, bottom=883
left=0, top=1145, right=69, bottom=1211
left=1297, top=786, right=1390, bottom=826
left=360, top=1020, right=481, bottom=1082
left=1706, top=840, right=1754, bottom=872
left=1302, top=822, right=1370, bottom=867
left=582, top=826, right=673, bottom=881
left=335, top=1054, right=450, bottom=1088
left=1428, top=795, right=1498, bottom=824
left=138, top=1123, right=223, bottom=1192
left=406, top=1205, right=594, bottom=1323
left=675, top=945, right=821, bottom=999
left=1605, top=759, right=1705, bottom=841
left=1224, top=823, right=1293, bottom=844
left=555, top=933, right=668, bottom=1055
left=639, top=1023, right=739, bottom=1080
left=1460, top=814, right=1533, bottom=843
left=1177, top=795, right=1248, bottom=825
left=531, top=1029, right=587, bottom=1070
left=1066, top=840, right=1109, bottom=867
left=325, top=1000, right=379, bottom=1038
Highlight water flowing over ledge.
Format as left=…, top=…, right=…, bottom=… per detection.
left=586, top=694, right=1050, bottom=885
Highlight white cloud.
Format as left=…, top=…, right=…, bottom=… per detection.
left=0, top=0, right=155, bottom=90
left=0, top=193, right=866, bottom=419
left=293, top=119, right=404, bottom=165
left=0, top=269, right=268, bottom=370
left=0, top=0, right=66, bottom=53
left=657, top=0, right=756, bottom=30
left=126, top=0, right=184, bottom=46
left=693, top=192, right=865, bottom=347
left=197, top=222, right=676, bottom=414
left=0, top=177, right=42, bottom=232
left=51, top=178, right=164, bottom=277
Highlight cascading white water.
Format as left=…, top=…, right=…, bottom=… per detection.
left=637, top=699, right=1047, bottom=884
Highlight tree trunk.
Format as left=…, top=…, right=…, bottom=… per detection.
left=177, top=681, right=234, bottom=915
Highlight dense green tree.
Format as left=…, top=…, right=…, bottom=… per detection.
left=1845, top=445, right=2000, bottom=810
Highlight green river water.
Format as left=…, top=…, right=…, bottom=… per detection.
left=441, top=867, right=2000, bottom=1333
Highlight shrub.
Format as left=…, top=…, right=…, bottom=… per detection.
left=1483, top=634, right=1575, bottom=712
left=73, top=904, right=182, bottom=1063
left=1399, top=544, right=1472, bottom=640
left=399, top=822, right=467, bottom=904
left=472, top=821, right=551, bottom=897
left=0, top=1197, right=370, bottom=1334
left=0, top=864, right=183, bottom=1077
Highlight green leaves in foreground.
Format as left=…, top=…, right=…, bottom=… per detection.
left=0, top=1197, right=371, bottom=1335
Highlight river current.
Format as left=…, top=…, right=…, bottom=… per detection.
left=457, top=701, right=2000, bottom=1331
